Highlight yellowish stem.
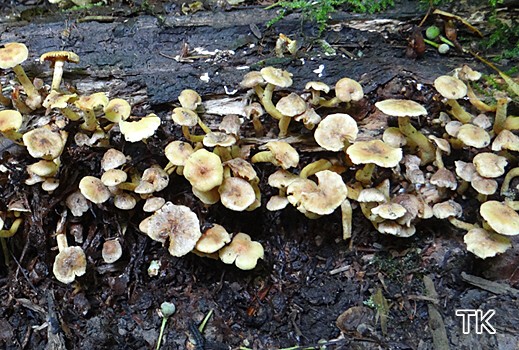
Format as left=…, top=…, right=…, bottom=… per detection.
left=493, top=97, right=508, bottom=135
left=300, top=159, right=332, bottom=179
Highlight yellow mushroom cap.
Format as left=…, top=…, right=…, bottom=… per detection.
left=294, top=108, right=321, bottom=130
left=192, top=186, right=220, bottom=205
left=113, top=193, right=137, bottom=210
left=314, top=113, right=358, bottom=151
left=140, top=202, right=202, bottom=257
left=79, top=176, right=111, bottom=204
left=195, top=224, right=231, bottom=254
left=27, top=160, right=59, bottom=177
left=218, top=177, right=256, bottom=211
left=53, top=245, right=87, bottom=284
left=101, top=169, right=128, bottom=187
left=266, top=195, right=290, bottom=211
left=102, top=239, right=123, bottom=263
left=464, top=228, right=511, bottom=259
left=480, top=201, right=519, bottom=236
left=22, top=127, right=65, bottom=160
left=265, top=141, right=299, bottom=169
left=172, top=107, right=198, bottom=127
left=470, top=174, right=497, bottom=195
left=135, top=166, right=169, bottom=194
left=183, top=149, right=224, bottom=192
left=40, top=50, right=79, bottom=65
left=219, top=232, right=264, bottom=270
left=372, top=202, right=407, bottom=220
left=305, top=81, right=330, bottom=94
left=165, top=141, right=194, bottom=166
left=346, top=140, right=402, bottom=168
left=43, top=91, right=78, bottom=109
left=268, top=169, right=299, bottom=189
left=375, top=99, right=427, bottom=117
left=492, top=130, right=519, bottom=152
left=224, top=158, right=257, bottom=181
left=104, top=98, right=131, bottom=122
left=297, top=170, right=348, bottom=215
left=377, top=221, right=416, bottom=237
left=260, top=66, right=293, bottom=87
left=275, top=93, right=306, bottom=117
left=456, top=124, right=490, bottom=148
left=0, top=109, right=23, bottom=133
left=143, top=197, right=166, bottom=212
left=473, top=153, right=507, bottom=178
left=75, top=92, right=109, bottom=111
left=178, top=89, right=202, bottom=111
left=383, top=127, right=407, bottom=148
left=432, top=200, right=462, bottom=219
left=0, top=42, right=28, bottom=69
left=334, top=77, right=364, bottom=102
left=434, top=75, right=467, bottom=99
left=119, top=114, right=161, bottom=142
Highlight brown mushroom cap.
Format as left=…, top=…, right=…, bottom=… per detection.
left=119, top=114, right=161, bottom=142
left=473, top=153, right=507, bottom=178
left=102, top=239, right=123, bottom=263
left=53, top=245, right=87, bottom=284
left=434, top=75, right=468, bottom=99
left=0, top=42, right=28, bottom=69
left=464, top=228, right=511, bottom=259
left=203, top=132, right=236, bottom=147
left=480, top=201, right=519, bottom=236
left=224, top=158, right=257, bottom=181
left=104, top=98, right=131, bottom=123
left=219, top=232, right=264, bottom=270
left=178, top=89, right=202, bottom=111
left=314, top=113, right=358, bottom=151
left=195, top=224, right=231, bottom=254
left=172, top=107, right=198, bottom=127
left=66, top=191, right=89, bottom=217
left=275, top=93, right=307, bottom=117
left=22, top=127, right=65, bottom=160
left=375, top=99, right=427, bottom=117
left=334, top=77, right=364, bottom=102
left=40, top=50, right=79, bottom=65
left=456, top=124, right=490, bottom=148
left=140, top=202, right=202, bottom=257
left=79, top=176, right=111, bottom=204
left=218, top=177, right=256, bottom=211
left=135, top=166, right=169, bottom=194
left=260, top=66, right=293, bottom=87
left=346, top=140, right=402, bottom=168
left=183, top=149, right=224, bottom=192
left=101, top=149, right=127, bottom=171
left=0, top=109, right=23, bottom=133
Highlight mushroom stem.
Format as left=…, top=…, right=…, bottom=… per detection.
left=398, top=116, right=435, bottom=165
left=300, top=159, right=332, bottom=179
left=456, top=180, right=470, bottom=195
left=448, top=217, right=475, bottom=231
left=50, top=60, right=65, bottom=91
left=346, top=183, right=362, bottom=201
left=250, top=151, right=275, bottom=165
left=476, top=193, right=488, bottom=202
left=501, top=167, right=519, bottom=197
left=445, top=99, right=472, bottom=123
left=278, top=115, right=291, bottom=138
left=355, top=163, right=375, bottom=185
left=60, top=107, right=81, bottom=121
left=12, top=65, right=41, bottom=109
left=0, top=82, right=11, bottom=106
left=197, top=117, right=211, bottom=134
left=164, top=163, right=176, bottom=175
left=0, top=218, right=23, bottom=238
left=56, top=233, right=69, bottom=252
left=318, top=96, right=344, bottom=108
left=81, top=109, right=98, bottom=131
left=213, top=146, right=232, bottom=162
left=181, top=126, right=204, bottom=143
left=341, top=199, right=353, bottom=240
left=3, top=130, right=23, bottom=141
left=251, top=115, right=264, bottom=137
left=254, top=84, right=283, bottom=120
left=493, top=97, right=509, bottom=134
left=309, top=91, right=321, bottom=105
left=467, top=84, right=496, bottom=113
left=435, top=148, right=444, bottom=169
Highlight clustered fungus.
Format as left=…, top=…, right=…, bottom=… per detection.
left=1, top=43, right=518, bottom=285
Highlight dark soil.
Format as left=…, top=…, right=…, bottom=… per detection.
left=1, top=1, right=519, bottom=349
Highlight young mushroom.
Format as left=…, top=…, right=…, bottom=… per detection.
left=0, top=109, right=23, bottom=140
left=464, top=228, right=511, bottom=259
left=314, top=113, right=358, bottom=152
left=39, top=50, right=80, bottom=91
left=195, top=224, right=232, bottom=254
left=346, top=140, right=402, bottom=184
left=251, top=141, right=299, bottom=170
left=218, top=177, right=256, bottom=211
left=102, top=239, right=123, bottom=263
left=183, top=149, right=224, bottom=192
left=319, top=77, right=364, bottom=108
left=275, top=92, right=307, bottom=137
left=0, top=42, right=42, bottom=109
left=480, top=201, right=519, bottom=236
left=434, top=75, right=472, bottom=123
left=22, top=126, right=65, bottom=160
left=53, top=233, right=87, bottom=284
left=219, top=232, right=264, bottom=270
left=119, top=114, right=161, bottom=142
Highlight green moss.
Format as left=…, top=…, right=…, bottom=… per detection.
left=266, top=0, right=395, bottom=35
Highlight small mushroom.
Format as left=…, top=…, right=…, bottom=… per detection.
left=0, top=42, right=42, bottom=109
left=305, top=81, right=330, bottom=105
left=39, top=50, right=79, bottom=91
left=319, top=77, right=364, bottom=107
left=434, top=75, right=472, bottom=123
left=119, top=114, right=161, bottom=142
left=43, top=90, right=80, bottom=121
left=178, top=89, right=202, bottom=111
left=79, top=176, right=111, bottom=204
left=75, top=92, right=109, bottom=131
left=195, top=224, right=231, bottom=254
left=218, top=177, right=256, bottom=211
left=103, top=98, right=131, bottom=123
left=219, top=232, right=264, bottom=270
left=53, top=233, right=87, bottom=284
left=275, top=92, right=306, bottom=137
left=464, top=228, right=511, bottom=259
left=139, top=202, right=202, bottom=257
left=314, top=113, right=358, bottom=151
left=22, top=126, right=65, bottom=160
left=346, top=140, right=402, bottom=184
left=251, top=141, right=299, bottom=169
left=0, top=109, right=23, bottom=140
left=101, top=149, right=128, bottom=171
left=113, top=193, right=137, bottom=210
left=102, top=239, right=123, bottom=263
left=456, top=124, right=490, bottom=148
left=480, top=201, right=519, bottom=236
left=135, top=166, right=169, bottom=194
left=66, top=191, right=89, bottom=217
left=183, top=149, right=224, bottom=192
left=473, top=153, right=507, bottom=178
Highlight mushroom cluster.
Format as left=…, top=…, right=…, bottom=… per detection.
left=1, top=44, right=518, bottom=285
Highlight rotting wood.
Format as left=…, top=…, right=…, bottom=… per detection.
left=423, top=275, right=450, bottom=350
left=461, top=272, right=519, bottom=297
